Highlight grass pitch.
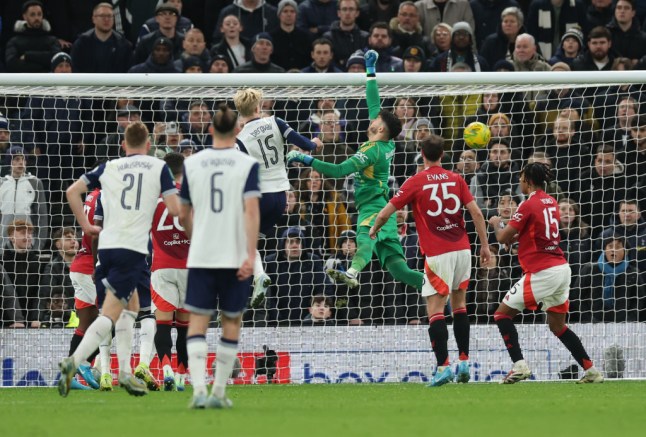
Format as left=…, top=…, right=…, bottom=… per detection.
left=1, top=382, right=644, bottom=437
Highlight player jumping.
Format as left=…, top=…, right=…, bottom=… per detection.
left=488, top=162, right=604, bottom=384
left=369, top=136, right=491, bottom=386
left=287, top=50, right=424, bottom=291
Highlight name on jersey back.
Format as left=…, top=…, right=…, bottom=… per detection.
left=201, top=157, right=237, bottom=168
left=117, top=161, right=153, bottom=171
left=248, top=123, right=273, bottom=138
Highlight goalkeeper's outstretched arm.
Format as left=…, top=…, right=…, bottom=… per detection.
left=365, top=50, right=381, bottom=120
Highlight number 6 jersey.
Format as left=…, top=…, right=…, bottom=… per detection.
left=81, top=155, right=176, bottom=255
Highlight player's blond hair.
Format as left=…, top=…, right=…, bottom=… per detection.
left=233, top=88, right=263, bottom=117
left=124, top=121, right=149, bottom=149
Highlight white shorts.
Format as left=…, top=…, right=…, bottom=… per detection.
left=503, top=263, right=571, bottom=314
left=151, top=268, right=188, bottom=312
left=69, top=271, right=97, bottom=309
left=422, top=249, right=471, bottom=297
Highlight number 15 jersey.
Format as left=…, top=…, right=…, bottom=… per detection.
left=82, top=154, right=176, bottom=255
left=390, top=166, right=473, bottom=257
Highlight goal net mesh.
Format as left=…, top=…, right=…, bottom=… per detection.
left=0, top=77, right=644, bottom=384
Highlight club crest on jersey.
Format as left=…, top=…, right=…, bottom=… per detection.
left=173, top=233, right=179, bottom=239
left=512, top=212, right=523, bottom=222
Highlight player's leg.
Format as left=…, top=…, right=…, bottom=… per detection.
left=133, top=270, right=161, bottom=391
left=174, top=312, right=190, bottom=391
left=68, top=272, right=100, bottom=389
left=376, top=216, right=424, bottom=289
left=450, top=290, right=470, bottom=383
left=327, top=225, right=376, bottom=288
left=98, top=331, right=113, bottom=391
left=151, top=269, right=180, bottom=390
left=494, top=300, right=530, bottom=384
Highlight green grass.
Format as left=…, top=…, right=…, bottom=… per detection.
left=1, top=382, right=644, bottom=436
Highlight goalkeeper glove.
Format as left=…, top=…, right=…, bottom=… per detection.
left=364, top=50, right=378, bottom=75
left=286, top=150, right=314, bottom=166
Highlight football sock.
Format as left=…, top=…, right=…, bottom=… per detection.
left=452, top=307, right=470, bottom=361
left=115, top=310, right=137, bottom=375
left=494, top=313, right=524, bottom=363
left=349, top=228, right=373, bottom=273
left=555, top=326, right=593, bottom=370
left=213, top=337, right=238, bottom=398
left=87, top=346, right=100, bottom=365
left=176, top=321, right=189, bottom=370
left=154, top=321, right=173, bottom=362
left=384, top=257, right=425, bottom=289
left=68, top=329, right=84, bottom=356
left=428, top=313, right=449, bottom=367
left=253, top=249, right=265, bottom=277
left=99, top=332, right=112, bottom=375
left=138, top=316, right=156, bottom=367
left=72, top=316, right=113, bottom=368
left=187, top=335, right=207, bottom=396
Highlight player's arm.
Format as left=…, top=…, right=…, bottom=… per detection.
left=488, top=215, right=518, bottom=246
left=364, top=50, right=381, bottom=120
left=465, top=200, right=491, bottom=265
left=288, top=142, right=378, bottom=178
left=275, top=118, right=321, bottom=152
left=238, top=162, right=261, bottom=280
left=92, top=193, right=103, bottom=271
left=67, top=167, right=103, bottom=236
left=369, top=202, right=397, bottom=239
left=161, top=164, right=180, bottom=216
left=178, top=167, right=193, bottom=238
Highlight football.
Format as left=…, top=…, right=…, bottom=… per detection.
left=463, top=121, right=491, bottom=149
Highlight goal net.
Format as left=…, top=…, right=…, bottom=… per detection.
left=0, top=72, right=644, bottom=385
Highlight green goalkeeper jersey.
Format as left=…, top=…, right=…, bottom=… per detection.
left=311, top=78, right=394, bottom=211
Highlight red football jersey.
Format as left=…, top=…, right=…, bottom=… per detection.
left=70, top=188, right=100, bottom=275
left=151, top=183, right=189, bottom=271
left=391, top=166, right=473, bottom=257
left=508, top=190, right=567, bottom=274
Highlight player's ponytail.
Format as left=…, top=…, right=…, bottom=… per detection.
left=212, top=103, right=238, bottom=136
left=520, top=162, right=553, bottom=189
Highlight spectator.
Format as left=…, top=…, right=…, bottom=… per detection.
left=587, top=0, right=614, bottom=29
left=2, top=219, right=46, bottom=327
left=299, top=98, right=343, bottom=136
left=181, top=101, right=213, bottom=148
left=415, top=0, right=475, bottom=41
left=480, top=6, right=525, bottom=67
left=211, top=14, right=251, bottom=71
left=0, top=148, right=48, bottom=250
left=271, top=0, right=314, bottom=70
left=345, top=49, right=367, bottom=72
left=302, top=38, right=343, bottom=72
left=549, top=26, right=584, bottom=66
left=402, top=45, right=428, bottom=72
left=600, top=200, right=646, bottom=272
left=0, top=115, right=10, bottom=169
left=365, top=22, right=404, bottom=72
left=95, top=105, right=142, bottom=159
left=138, top=0, right=194, bottom=42
left=297, top=168, right=352, bottom=253
left=265, top=190, right=323, bottom=256
left=41, top=227, right=78, bottom=312
left=150, top=121, right=183, bottom=158
left=469, top=0, right=520, bottom=50
left=525, top=151, right=564, bottom=201
left=572, top=26, right=616, bottom=71
left=313, top=111, right=355, bottom=171
left=430, top=22, right=453, bottom=54
left=133, top=2, right=185, bottom=65
left=302, top=294, right=336, bottom=325
left=129, top=37, right=181, bottom=73
left=623, top=114, right=646, bottom=191
left=174, top=28, right=211, bottom=72
left=5, top=0, right=62, bottom=72
left=574, top=236, right=644, bottom=323
left=604, top=95, right=637, bottom=150
left=323, top=0, right=369, bottom=68
left=512, top=33, right=550, bottom=71
left=39, top=287, right=72, bottom=328
left=209, top=54, right=233, bottom=73
left=71, top=2, right=133, bottom=73
left=575, top=144, right=628, bottom=238
left=358, top=0, right=401, bottom=32
left=607, top=0, right=646, bottom=63
left=214, top=0, right=279, bottom=42
left=430, top=21, right=489, bottom=71
left=265, top=226, right=327, bottom=325
left=558, top=197, right=592, bottom=282
left=177, top=138, right=197, bottom=158
left=526, top=0, right=588, bottom=60
left=452, top=148, right=480, bottom=186
left=0, top=262, right=26, bottom=328
left=470, top=245, right=511, bottom=323
left=234, top=32, right=286, bottom=73
left=390, top=1, right=434, bottom=58
left=298, top=0, right=339, bottom=38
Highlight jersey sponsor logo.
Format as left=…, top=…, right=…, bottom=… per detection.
left=436, top=222, right=459, bottom=231
left=355, top=152, right=368, bottom=163
left=164, top=239, right=191, bottom=246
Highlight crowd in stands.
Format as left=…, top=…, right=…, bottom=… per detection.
left=0, top=0, right=645, bottom=327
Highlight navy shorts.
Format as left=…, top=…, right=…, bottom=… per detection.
left=260, top=191, right=287, bottom=236
left=185, top=268, right=252, bottom=316
left=137, top=267, right=151, bottom=311
left=96, top=249, right=148, bottom=305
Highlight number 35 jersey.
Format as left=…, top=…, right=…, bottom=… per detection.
left=82, top=154, right=176, bottom=255
left=151, top=182, right=189, bottom=271
left=236, top=115, right=290, bottom=193
left=390, top=166, right=473, bottom=257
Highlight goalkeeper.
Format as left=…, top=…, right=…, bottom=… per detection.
left=287, top=50, right=424, bottom=290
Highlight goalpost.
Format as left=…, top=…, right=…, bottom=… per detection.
left=0, top=72, right=644, bottom=385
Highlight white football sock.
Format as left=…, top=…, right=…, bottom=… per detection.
left=187, top=335, right=208, bottom=397
left=115, top=310, right=137, bottom=376
left=212, top=339, right=238, bottom=398
left=99, top=332, right=112, bottom=375
left=138, top=317, right=156, bottom=367
left=253, top=249, right=265, bottom=277
left=72, top=316, right=113, bottom=368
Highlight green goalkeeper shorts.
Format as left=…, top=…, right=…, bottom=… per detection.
left=357, top=207, right=405, bottom=267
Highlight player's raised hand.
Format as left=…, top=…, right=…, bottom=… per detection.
left=286, top=150, right=313, bottom=166
left=364, top=50, right=378, bottom=68
left=237, top=256, right=254, bottom=280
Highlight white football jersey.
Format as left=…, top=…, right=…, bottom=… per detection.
left=181, top=147, right=261, bottom=268
left=237, top=115, right=290, bottom=193
left=82, top=154, right=176, bottom=254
